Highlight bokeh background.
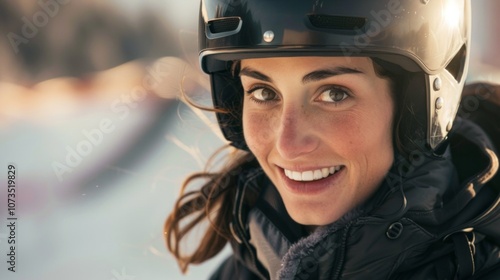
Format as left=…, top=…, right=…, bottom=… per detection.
left=0, top=1, right=499, bottom=279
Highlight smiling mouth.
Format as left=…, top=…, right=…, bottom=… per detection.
left=283, top=166, right=343, bottom=182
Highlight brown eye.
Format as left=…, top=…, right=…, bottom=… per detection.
left=252, top=87, right=277, bottom=101
left=318, top=87, right=350, bottom=103
left=330, top=91, right=347, bottom=102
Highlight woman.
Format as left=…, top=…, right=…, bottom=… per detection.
left=165, top=0, right=500, bottom=279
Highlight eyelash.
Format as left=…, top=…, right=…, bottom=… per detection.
left=245, top=85, right=352, bottom=106
left=317, top=86, right=352, bottom=104
left=246, top=86, right=280, bottom=104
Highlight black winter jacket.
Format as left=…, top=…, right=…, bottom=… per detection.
left=210, top=84, right=500, bottom=280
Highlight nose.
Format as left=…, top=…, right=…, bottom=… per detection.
left=276, top=105, right=319, bottom=160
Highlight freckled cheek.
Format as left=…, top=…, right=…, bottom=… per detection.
left=242, top=110, right=277, bottom=152
left=339, top=110, right=394, bottom=165
left=320, top=114, right=365, bottom=153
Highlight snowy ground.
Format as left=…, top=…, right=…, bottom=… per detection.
left=0, top=96, right=230, bottom=280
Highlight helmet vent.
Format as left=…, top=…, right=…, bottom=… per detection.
left=208, top=17, right=241, bottom=34
left=308, top=15, right=366, bottom=31
left=445, top=44, right=467, bottom=83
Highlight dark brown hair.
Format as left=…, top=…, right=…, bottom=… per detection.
left=164, top=144, right=256, bottom=273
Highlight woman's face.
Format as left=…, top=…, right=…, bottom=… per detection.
left=241, top=56, right=395, bottom=226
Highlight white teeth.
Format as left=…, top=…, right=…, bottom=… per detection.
left=322, top=168, right=329, bottom=177
left=302, top=171, right=313, bottom=181
left=313, top=170, right=322, bottom=180
left=284, top=166, right=342, bottom=182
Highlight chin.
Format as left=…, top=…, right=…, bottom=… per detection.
left=285, top=203, right=345, bottom=226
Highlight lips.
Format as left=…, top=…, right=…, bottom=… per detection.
left=284, top=166, right=342, bottom=182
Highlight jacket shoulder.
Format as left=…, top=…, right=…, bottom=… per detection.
left=460, top=82, right=500, bottom=151
left=209, top=255, right=262, bottom=280
left=473, top=263, right=500, bottom=280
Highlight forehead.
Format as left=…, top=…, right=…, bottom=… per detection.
left=240, top=56, right=374, bottom=72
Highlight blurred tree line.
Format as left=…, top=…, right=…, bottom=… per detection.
left=0, top=1, right=182, bottom=84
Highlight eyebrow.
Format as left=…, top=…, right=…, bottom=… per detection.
left=239, top=66, right=364, bottom=84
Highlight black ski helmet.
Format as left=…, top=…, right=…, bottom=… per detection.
left=199, top=0, right=470, bottom=153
